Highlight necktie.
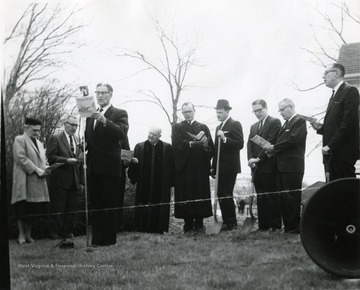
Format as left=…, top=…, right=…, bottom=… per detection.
left=69, top=136, right=75, bottom=155
left=258, top=120, right=263, bottom=131
left=31, top=138, right=38, bottom=151
left=330, top=89, right=335, bottom=101
left=326, top=90, right=335, bottom=112
left=219, top=122, right=224, bottom=130
left=282, top=120, right=288, bottom=129
left=94, top=108, right=104, bottom=129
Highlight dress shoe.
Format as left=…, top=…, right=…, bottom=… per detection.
left=59, top=239, right=74, bottom=249
left=193, top=227, right=205, bottom=234
left=66, top=233, right=74, bottom=239
left=25, top=237, right=35, bottom=243
left=220, top=224, right=237, bottom=232
left=17, top=238, right=26, bottom=245
left=286, top=228, right=300, bottom=234
left=49, top=232, right=61, bottom=240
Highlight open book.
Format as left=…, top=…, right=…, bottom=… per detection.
left=121, top=149, right=134, bottom=162
left=187, top=131, right=208, bottom=144
left=250, top=135, right=271, bottom=149
left=76, top=96, right=97, bottom=118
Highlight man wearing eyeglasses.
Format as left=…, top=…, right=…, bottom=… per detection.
left=84, top=83, right=129, bottom=246
left=247, top=99, right=282, bottom=232
left=172, top=102, right=214, bottom=234
left=263, top=98, right=307, bottom=234
left=46, top=114, right=82, bottom=246
left=311, top=63, right=359, bottom=181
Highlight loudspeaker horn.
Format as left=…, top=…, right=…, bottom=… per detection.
left=301, top=178, right=360, bottom=278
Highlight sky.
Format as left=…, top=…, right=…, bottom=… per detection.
left=2, top=0, right=360, bottom=184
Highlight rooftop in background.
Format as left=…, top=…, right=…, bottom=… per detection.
left=338, top=42, right=360, bottom=87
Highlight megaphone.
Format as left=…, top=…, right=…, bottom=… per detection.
left=301, top=178, right=360, bottom=278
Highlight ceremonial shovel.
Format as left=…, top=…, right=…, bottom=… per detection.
left=241, top=183, right=257, bottom=233
left=206, top=135, right=223, bottom=234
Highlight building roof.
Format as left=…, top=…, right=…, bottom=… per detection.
left=338, top=43, right=360, bottom=76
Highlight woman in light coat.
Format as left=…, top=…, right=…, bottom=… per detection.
left=12, top=118, right=50, bottom=244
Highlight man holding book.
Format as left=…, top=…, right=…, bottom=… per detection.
left=172, top=102, right=215, bottom=234
left=247, top=99, right=282, bottom=232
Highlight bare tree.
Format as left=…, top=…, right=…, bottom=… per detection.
left=117, top=20, right=202, bottom=124
left=292, top=2, right=360, bottom=92
left=4, top=82, right=75, bottom=193
left=2, top=3, right=85, bottom=194
left=3, top=3, right=85, bottom=111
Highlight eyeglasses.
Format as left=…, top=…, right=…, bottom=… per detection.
left=252, top=108, right=264, bottom=114
left=278, top=105, right=290, bottom=112
left=66, top=122, right=78, bottom=128
left=182, top=110, right=194, bottom=114
left=323, top=70, right=337, bottom=77
left=95, top=91, right=110, bottom=96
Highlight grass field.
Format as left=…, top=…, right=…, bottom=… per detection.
left=8, top=216, right=360, bottom=290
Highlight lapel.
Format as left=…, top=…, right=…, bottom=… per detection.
left=94, top=105, right=113, bottom=131
left=327, top=83, right=345, bottom=113
left=221, top=118, right=232, bottom=132
left=60, top=131, right=74, bottom=157
left=24, top=133, right=40, bottom=158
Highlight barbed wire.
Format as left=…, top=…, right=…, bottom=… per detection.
left=9, top=185, right=322, bottom=220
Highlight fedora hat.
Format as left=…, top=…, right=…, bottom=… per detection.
left=215, top=99, right=232, bottom=110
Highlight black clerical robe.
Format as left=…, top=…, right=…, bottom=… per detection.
left=171, top=121, right=214, bottom=218
left=128, top=140, right=174, bottom=233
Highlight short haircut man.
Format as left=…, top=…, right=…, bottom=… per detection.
left=248, top=99, right=282, bottom=231
left=46, top=114, right=82, bottom=244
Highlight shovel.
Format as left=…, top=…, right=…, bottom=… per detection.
left=206, top=135, right=223, bottom=234
left=241, top=183, right=257, bottom=234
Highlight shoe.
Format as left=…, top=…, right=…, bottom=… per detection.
left=285, top=228, right=300, bottom=234
left=59, top=239, right=74, bottom=249
left=25, top=237, right=35, bottom=243
left=17, top=238, right=26, bottom=245
left=193, top=227, right=205, bottom=234
left=65, top=233, right=74, bottom=239
left=220, top=224, right=237, bottom=232
left=49, top=232, right=61, bottom=240
left=271, top=228, right=282, bottom=233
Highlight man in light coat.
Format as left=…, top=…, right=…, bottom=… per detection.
left=12, top=117, right=50, bottom=244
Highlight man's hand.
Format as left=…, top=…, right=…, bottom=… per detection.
left=217, top=130, right=226, bottom=142
left=310, top=121, right=322, bottom=130
left=210, top=169, right=216, bottom=179
left=322, top=145, right=331, bottom=155
left=263, top=144, right=274, bottom=153
left=67, top=158, right=78, bottom=165
left=91, top=112, right=106, bottom=125
left=248, top=158, right=260, bottom=168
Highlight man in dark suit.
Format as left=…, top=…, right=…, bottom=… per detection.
left=172, top=102, right=214, bottom=234
left=311, top=63, right=359, bottom=181
left=85, top=83, right=129, bottom=246
left=211, top=99, right=244, bottom=231
left=46, top=114, right=82, bottom=245
left=247, top=99, right=282, bottom=231
left=264, top=98, right=307, bottom=234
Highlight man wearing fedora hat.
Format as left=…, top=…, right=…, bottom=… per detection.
left=211, top=99, right=244, bottom=231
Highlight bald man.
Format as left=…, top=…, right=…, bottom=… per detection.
left=128, top=128, right=174, bottom=233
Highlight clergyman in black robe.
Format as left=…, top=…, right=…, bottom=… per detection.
left=128, top=128, right=174, bottom=234
left=172, top=102, right=215, bottom=234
